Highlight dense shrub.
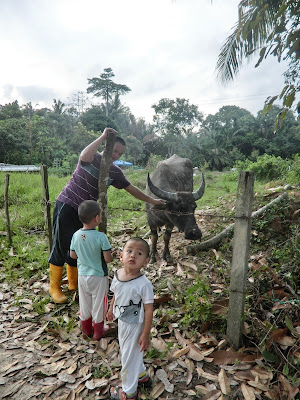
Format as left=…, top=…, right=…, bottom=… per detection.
left=235, top=154, right=291, bottom=182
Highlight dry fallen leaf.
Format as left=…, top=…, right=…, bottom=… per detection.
left=186, top=370, right=193, bottom=386
left=173, top=346, right=190, bottom=358
left=156, top=368, right=174, bottom=393
left=196, top=367, right=219, bottom=382
left=218, top=368, right=230, bottom=395
left=211, top=350, right=246, bottom=365
left=182, top=388, right=197, bottom=395
left=66, top=361, right=78, bottom=375
left=58, top=372, right=76, bottom=384
left=276, top=336, right=296, bottom=346
left=234, top=370, right=255, bottom=381
left=279, top=374, right=299, bottom=400
left=176, top=263, right=185, bottom=276
left=0, top=361, right=18, bottom=373
left=203, top=389, right=222, bottom=400
left=247, top=379, right=269, bottom=391
left=151, top=337, right=168, bottom=353
left=150, top=382, right=165, bottom=399
left=66, top=390, right=76, bottom=400
left=241, top=382, right=255, bottom=400
left=184, top=358, right=194, bottom=373
left=250, top=366, right=273, bottom=381
left=195, top=384, right=209, bottom=395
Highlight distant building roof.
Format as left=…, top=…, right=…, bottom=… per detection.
left=0, top=164, right=40, bottom=172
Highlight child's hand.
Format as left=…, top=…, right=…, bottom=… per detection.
left=106, top=309, right=114, bottom=322
left=138, top=332, right=150, bottom=352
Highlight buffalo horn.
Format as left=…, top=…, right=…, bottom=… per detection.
left=193, top=173, right=205, bottom=200
left=147, top=174, right=178, bottom=201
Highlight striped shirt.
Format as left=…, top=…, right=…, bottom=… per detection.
left=57, top=153, right=130, bottom=210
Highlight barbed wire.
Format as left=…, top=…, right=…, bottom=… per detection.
left=41, top=199, right=241, bottom=221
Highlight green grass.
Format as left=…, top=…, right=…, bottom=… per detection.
left=0, top=167, right=295, bottom=284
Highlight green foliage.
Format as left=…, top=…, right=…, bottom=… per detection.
left=235, top=154, right=288, bottom=181
left=1, top=95, right=299, bottom=174
left=146, top=154, right=164, bottom=169
left=92, top=365, right=111, bottom=379
left=216, top=0, right=300, bottom=116
left=177, top=278, right=213, bottom=327
left=86, top=68, right=131, bottom=117
left=124, top=135, right=145, bottom=165
left=152, top=98, right=203, bottom=156
left=49, top=315, right=78, bottom=334
left=0, top=101, right=23, bottom=120
left=79, top=105, right=118, bottom=133
left=286, top=154, right=300, bottom=183
left=14, top=295, right=51, bottom=315
left=146, top=347, right=167, bottom=360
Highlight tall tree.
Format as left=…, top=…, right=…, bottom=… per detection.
left=216, top=0, right=300, bottom=119
left=87, top=68, right=131, bottom=117
left=152, top=98, right=203, bottom=156
left=79, top=106, right=118, bottom=133
left=52, top=99, right=66, bottom=114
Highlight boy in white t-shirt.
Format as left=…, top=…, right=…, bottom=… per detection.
left=107, top=238, right=154, bottom=400
left=70, top=200, right=112, bottom=340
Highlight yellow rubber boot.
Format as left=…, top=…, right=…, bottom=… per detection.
left=49, top=264, right=67, bottom=304
left=67, top=264, right=78, bottom=290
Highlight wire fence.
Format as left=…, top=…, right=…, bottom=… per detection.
left=42, top=198, right=236, bottom=221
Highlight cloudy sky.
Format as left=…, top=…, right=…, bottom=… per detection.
left=0, top=0, right=287, bottom=122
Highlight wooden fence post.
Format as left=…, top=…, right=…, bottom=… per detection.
left=98, top=131, right=116, bottom=233
left=4, top=173, right=12, bottom=246
left=227, top=171, right=254, bottom=349
left=40, top=165, right=53, bottom=252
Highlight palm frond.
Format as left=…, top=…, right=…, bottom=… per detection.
left=216, top=0, right=279, bottom=83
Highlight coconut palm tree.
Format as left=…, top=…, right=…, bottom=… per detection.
left=216, top=0, right=300, bottom=116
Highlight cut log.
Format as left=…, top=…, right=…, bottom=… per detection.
left=184, top=192, right=288, bottom=255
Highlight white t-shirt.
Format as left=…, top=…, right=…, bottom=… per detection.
left=110, top=272, right=154, bottom=324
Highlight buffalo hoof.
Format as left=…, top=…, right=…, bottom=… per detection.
left=149, top=256, right=156, bottom=264
left=149, top=252, right=161, bottom=264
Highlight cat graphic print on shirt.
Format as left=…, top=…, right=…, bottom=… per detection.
left=110, top=273, right=154, bottom=324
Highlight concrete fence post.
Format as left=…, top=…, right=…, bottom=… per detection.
left=226, top=171, right=254, bottom=349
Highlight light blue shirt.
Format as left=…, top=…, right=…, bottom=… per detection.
left=70, top=229, right=111, bottom=276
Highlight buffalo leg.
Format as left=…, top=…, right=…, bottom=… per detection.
left=150, top=229, right=159, bottom=264
left=162, top=224, right=173, bottom=263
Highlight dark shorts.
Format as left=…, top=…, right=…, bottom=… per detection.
left=48, top=201, right=82, bottom=267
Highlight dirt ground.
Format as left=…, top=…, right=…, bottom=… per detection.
left=0, top=203, right=299, bottom=400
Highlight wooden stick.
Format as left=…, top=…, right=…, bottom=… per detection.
left=98, top=131, right=116, bottom=233
left=4, top=173, right=12, bottom=245
left=40, top=165, right=53, bottom=251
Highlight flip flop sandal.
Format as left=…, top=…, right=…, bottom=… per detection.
left=108, top=386, right=138, bottom=400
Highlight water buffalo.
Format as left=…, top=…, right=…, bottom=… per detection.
left=146, top=154, right=205, bottom=263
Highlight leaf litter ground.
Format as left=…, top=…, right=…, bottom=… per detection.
left=0, top=190, right=299, bottom=400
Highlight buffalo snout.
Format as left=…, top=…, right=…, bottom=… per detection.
left=184, top=227, right=202, bottom=240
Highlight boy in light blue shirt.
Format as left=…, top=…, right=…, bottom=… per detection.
left=70, top=200, right=112, bottom=340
